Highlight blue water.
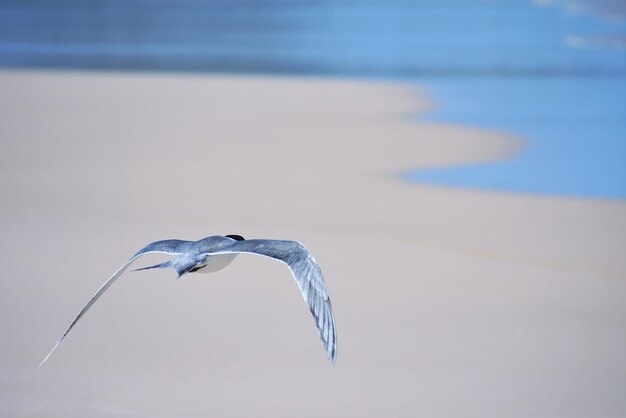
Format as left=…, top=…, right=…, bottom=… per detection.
left=1, top=0, right=625, bottom=198
left=407, top=77, right=626, bottom=199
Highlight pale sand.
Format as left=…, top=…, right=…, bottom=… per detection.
left=0, top=70, right=624, bottom=417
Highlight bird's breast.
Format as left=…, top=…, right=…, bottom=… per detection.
left=194, top=253, right=238, bottom=273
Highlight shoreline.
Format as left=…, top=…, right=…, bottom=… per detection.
left=410, top=76, right=626, bottom=199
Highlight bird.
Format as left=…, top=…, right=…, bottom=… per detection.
left=40, top=234, right=337, bottom=367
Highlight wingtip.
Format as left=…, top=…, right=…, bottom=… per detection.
left=327, top=345, right=337, bottom=366
left=327, top=346, right=337, bottom=366
left=39, top=340, right=61, bottom=368
left=38, top=355, right=50, bottom=368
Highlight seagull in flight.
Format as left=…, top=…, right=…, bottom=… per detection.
left=40, top=235, right=337, bottom=366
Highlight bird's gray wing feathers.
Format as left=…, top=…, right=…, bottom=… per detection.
left=207, top=239, right=337, bottom=364
left=39, top=239, right=191, bottom=367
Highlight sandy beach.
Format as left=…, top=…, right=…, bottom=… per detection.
left=1, top=70, right=624, bottom=417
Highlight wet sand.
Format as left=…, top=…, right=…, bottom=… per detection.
left=0, top=70, right=624, bottom=417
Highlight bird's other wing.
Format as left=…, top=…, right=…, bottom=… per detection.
left=39, top=239, right=192, bottom=367
left=207, top=239, right=337, bottom=364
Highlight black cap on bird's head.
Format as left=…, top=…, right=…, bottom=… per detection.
left=225, top=234, right=245, bottom=241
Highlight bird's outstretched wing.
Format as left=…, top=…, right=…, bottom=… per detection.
left=207, top=239, right=338, bottom=364
left=39, top=239, right=192, bottom=367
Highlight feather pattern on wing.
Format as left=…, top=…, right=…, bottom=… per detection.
left=205, top=239, right=338, bottom=364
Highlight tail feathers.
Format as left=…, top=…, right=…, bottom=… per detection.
left=132, top=261, right=171, bottom=272
left=132, top=260, right=195, bottom=279
left=132, top=258, right=201, bottom=279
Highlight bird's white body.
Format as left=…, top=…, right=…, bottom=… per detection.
left=194, top=253, right=238, bottom=273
